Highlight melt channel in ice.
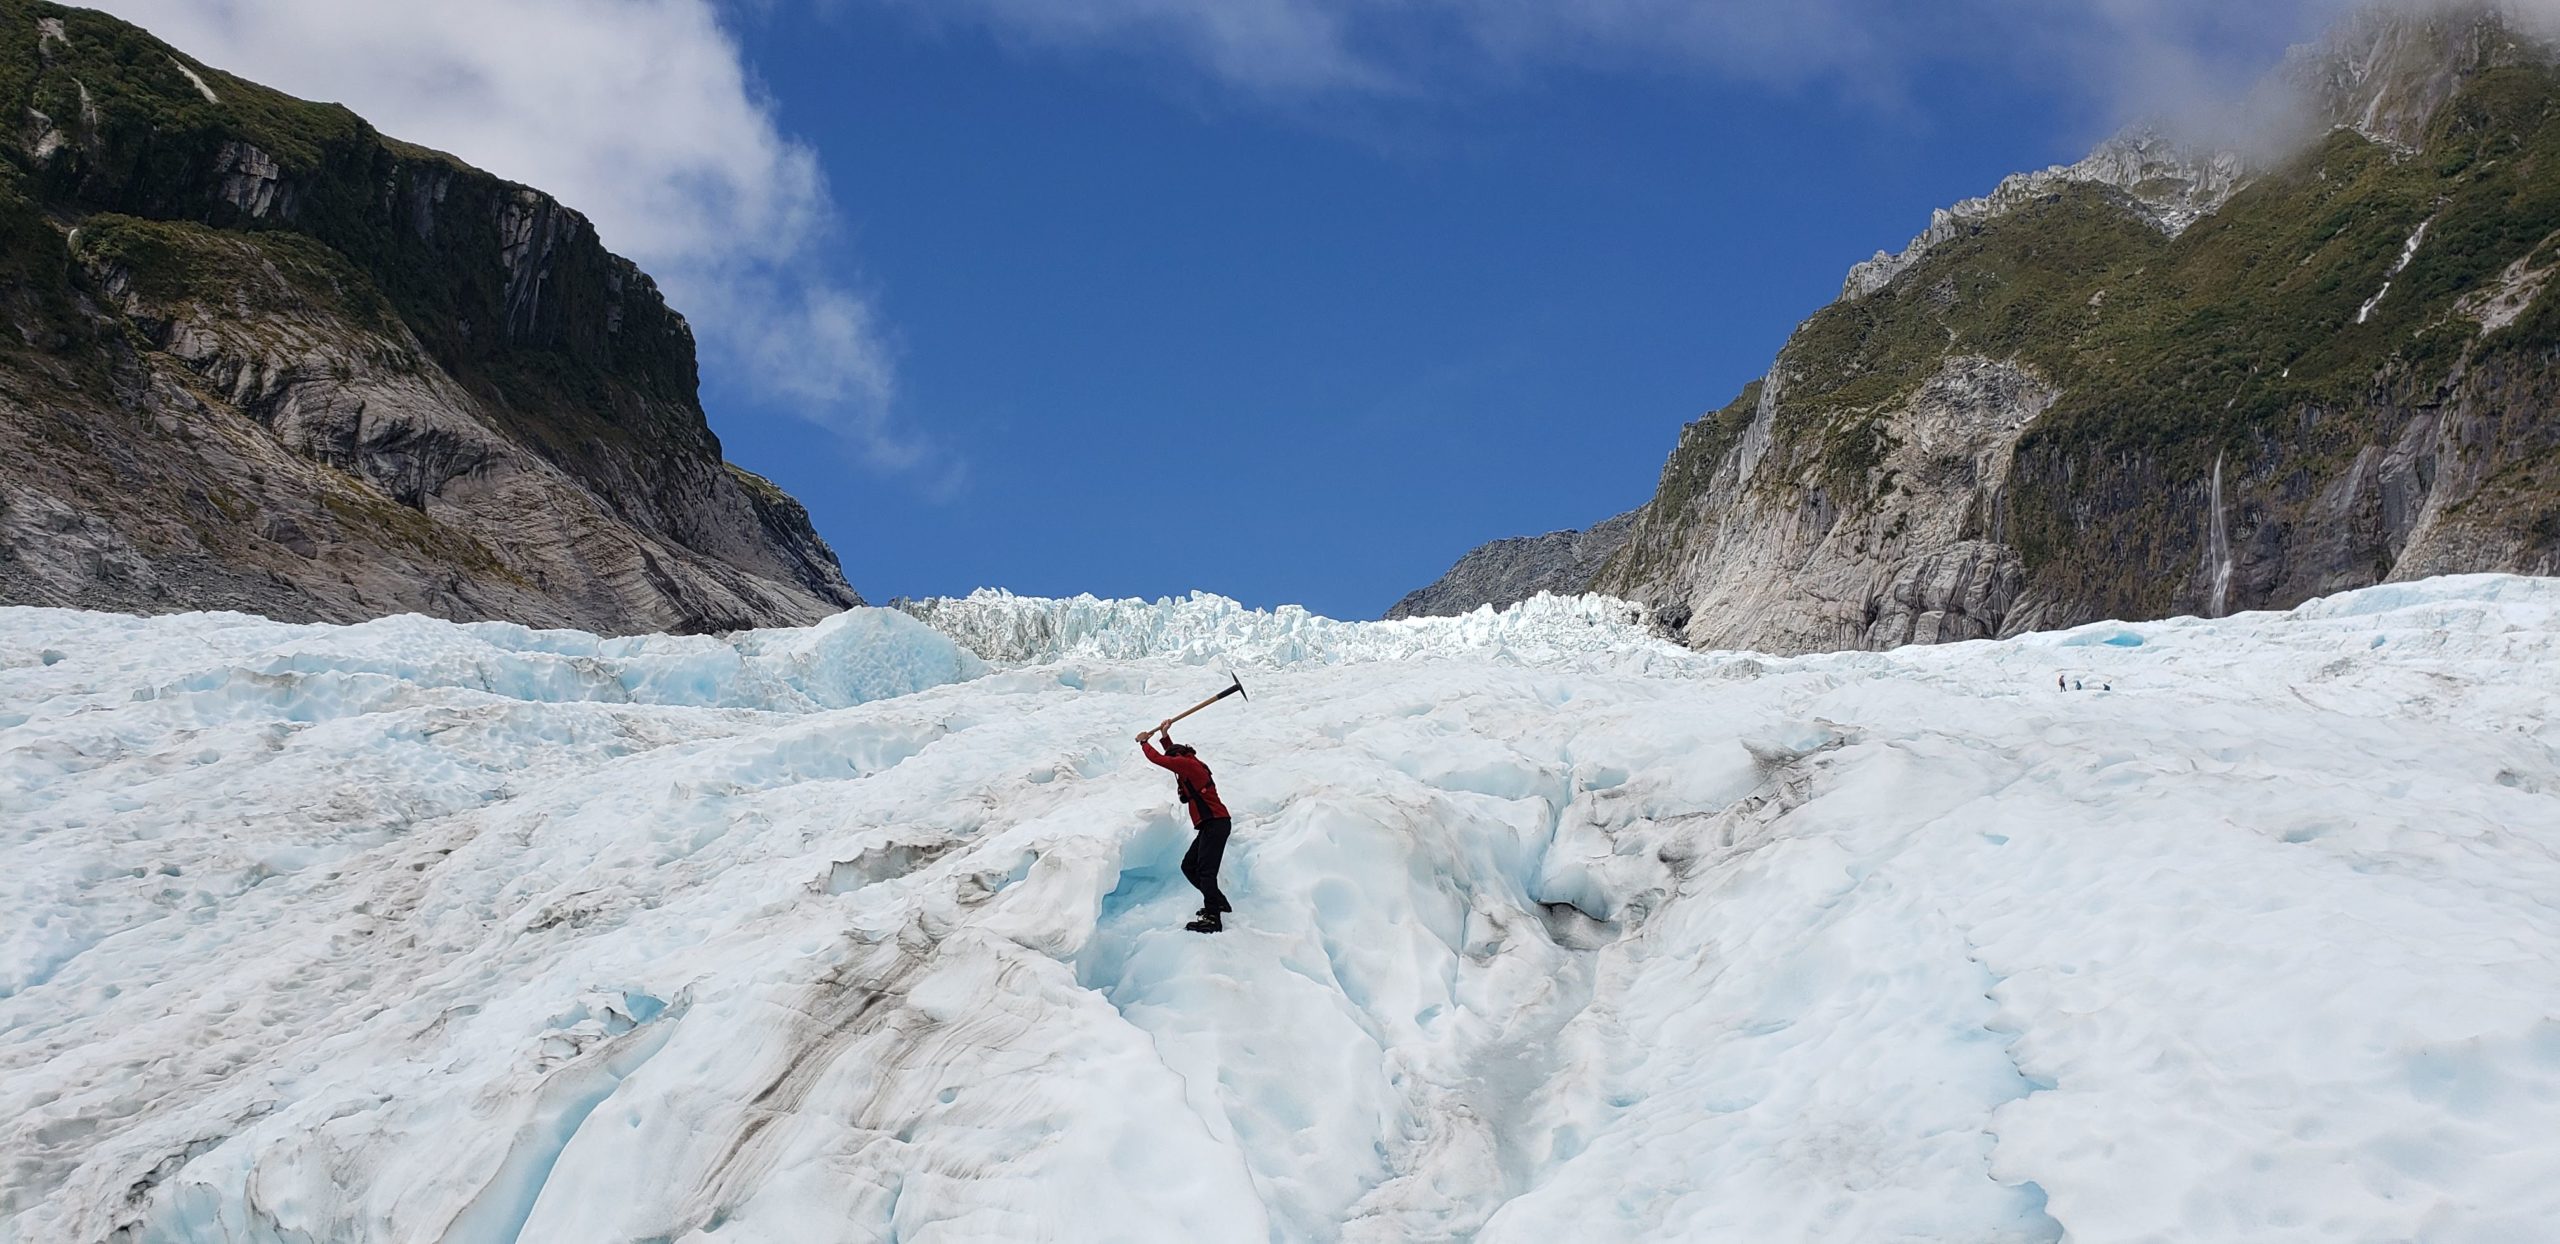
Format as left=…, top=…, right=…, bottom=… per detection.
left=4, top=579, right=2558, bottom=1242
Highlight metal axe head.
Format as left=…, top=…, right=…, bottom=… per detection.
left=1225, top=673, right=1248, bottom=702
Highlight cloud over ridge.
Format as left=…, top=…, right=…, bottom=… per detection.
left=92, top=0, right=934, bottom=484
left=882, top=0, right=2429, bottom=129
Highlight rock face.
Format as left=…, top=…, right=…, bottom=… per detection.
left=2290, top=3, right=2530, bottom=149
left=1571, top=1, right=2560, bottom=655
left=1383, top=511, right=1639, bottom=620
left=0, top=1, right=860, bottom=633
left=1604, top=358, right=2055, bottom=651
left=1840, top=130, right=2249, bottom=303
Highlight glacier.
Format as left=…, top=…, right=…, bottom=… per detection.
left=4, top=579, right=2558, bottom=1242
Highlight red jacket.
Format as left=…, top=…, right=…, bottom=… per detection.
left=1141, top=739, right=1229, bottom=825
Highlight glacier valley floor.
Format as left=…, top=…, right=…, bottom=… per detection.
left=4, top=581, right=2558, bottom=1242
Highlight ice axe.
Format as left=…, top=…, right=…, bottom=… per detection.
left=1156, top=674, right=1248, bottom=734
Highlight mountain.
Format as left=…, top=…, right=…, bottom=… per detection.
left=9, top=578, right=2559, bottom=1239
left=0, top=1, right=861, bottom=634
left=1383, top=510, right=1639, bottom=620
left=1405, top=3, right=2560, bottom=651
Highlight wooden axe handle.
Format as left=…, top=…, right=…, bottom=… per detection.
left=1160, top=676, right=1247, bottom=730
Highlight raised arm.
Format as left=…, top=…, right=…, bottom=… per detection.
left=1138, top=719, right=1180, bottom=768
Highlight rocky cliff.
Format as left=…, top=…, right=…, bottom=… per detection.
left=0, top=1, right=862, bottom=633
left=1414, top=2, right=2560, bottom=654
left=1383, top=511, right=1638, bottom=620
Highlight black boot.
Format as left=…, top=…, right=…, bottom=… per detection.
left=1185, top=911, right=1223, bottom=934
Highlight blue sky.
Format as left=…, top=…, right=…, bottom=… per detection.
left=105, top=0, right=2351, bottom=619
left=701, top=10, right=2084, bottom=616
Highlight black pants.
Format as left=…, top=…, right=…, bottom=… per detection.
left=1182, top=817, right=1233, bottom=914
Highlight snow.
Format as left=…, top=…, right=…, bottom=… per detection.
left=5, top=578, right=2559, bottom=1242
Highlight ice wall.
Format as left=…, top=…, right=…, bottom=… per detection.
left=895, top=589, right=1689, bottom=670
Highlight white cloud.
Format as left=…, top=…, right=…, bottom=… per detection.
left=886, top=0, right=1390, bottom=94
left=870, top=0, right=2377, bottom=127
left=90, top=0, right=938, bottom=480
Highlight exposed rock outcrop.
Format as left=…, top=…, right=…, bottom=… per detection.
left=1841, top=130, right=2249, bottom=302
left=1383, top=511, right=1639, bottom=620
left=2288, top=3, right=2544, bottom=149
left=1601, top=356, right=2055, bottom=651
left=0, top=0, right=859, bottom=633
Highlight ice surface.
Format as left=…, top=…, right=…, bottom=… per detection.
left=4, top=583, right=2559, bottom=1242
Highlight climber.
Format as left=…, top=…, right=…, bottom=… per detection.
left=1138, top=723, right=1233, bottom=933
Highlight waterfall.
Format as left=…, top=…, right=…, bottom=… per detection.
left=2356, top=219, right=2431, bottom=325
left=2207, top=452, right=2234, bottom=619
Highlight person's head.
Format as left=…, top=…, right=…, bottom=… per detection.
left=1162, top=741, right=1197, bottom=758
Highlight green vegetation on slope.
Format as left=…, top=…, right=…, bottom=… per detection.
left=70, top=213, right=408, bottom=339
left=1632, top=55, right=2560, bottom=624
left=0, top=0, right=702, bottom=431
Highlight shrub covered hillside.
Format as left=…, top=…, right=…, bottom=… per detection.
left=0, top=0, right=860, bottom=633
left=1574, top=4, right=2560, bottom=654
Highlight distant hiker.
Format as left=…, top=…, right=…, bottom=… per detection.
left=2057, top=673, right=2066, bottom=691
left=1139, top=724, right=1233, bottom=933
